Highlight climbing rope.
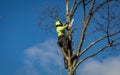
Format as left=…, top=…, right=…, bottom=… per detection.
left=73, top=29, right=76, bottom=51
left=57, top=46, right=63, bottom=75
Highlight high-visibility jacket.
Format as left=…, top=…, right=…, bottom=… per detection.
left=56, top=24, right=68, bottom=36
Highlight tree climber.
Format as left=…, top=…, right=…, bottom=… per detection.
left=55, top=20, right=70, bottom=69
left=55, top=20, right=77, bottom=69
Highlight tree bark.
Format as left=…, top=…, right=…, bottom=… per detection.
left=68, top=69, right=74, bottom=75
left=65, top=0, right=74, bottom=75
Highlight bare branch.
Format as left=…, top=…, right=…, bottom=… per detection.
left=106, top=2, right=111, bottom=45
left=75, top=42, right=120, bottom=70
left=77, top=0, right=95, bottom=54
left=70, top=0, right=77, bottom=16
left=88, top=1, right=120, bottom=40
left=65, top=0, right=69, bottom=14
left=78, top=30, right=120, bottom=57
left=75, top=44, right=110, bottom=70
left=85, top=0, right=92, bottom=5
left=61, top=48, right=69, bottom=60
left=39, top=4, right=65, bottom=31
left=83, top=0, right=86, bottom=21
left=71, top=0, right=92, bottom=17
left=92, top=0, right=120, bottom=15
left=72, top=0, right=82, bottom=17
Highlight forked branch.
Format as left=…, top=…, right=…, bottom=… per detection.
left=77, top=0, right=95, bottom=54
left=78, top=30, right=120, bottom=57
left=75, top=42, right=120, bottom=70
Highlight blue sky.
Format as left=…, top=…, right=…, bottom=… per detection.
left=0, top=0, right=120, bottom=75
left=0, top=0, right=58, bottom=75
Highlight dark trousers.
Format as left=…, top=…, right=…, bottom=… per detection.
left=58, top=35, right=68, bottom=54
left=58, top=35, right=68, bottom=69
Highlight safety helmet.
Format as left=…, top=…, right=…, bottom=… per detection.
left=55, top=21, right=62, bottom=26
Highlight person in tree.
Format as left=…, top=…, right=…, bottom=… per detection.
left=55, top=20, right=77, bottom=69
left=55, top=20, right=69, bottom=69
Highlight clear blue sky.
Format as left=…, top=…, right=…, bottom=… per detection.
left=0, top=0, right=120, bottom=75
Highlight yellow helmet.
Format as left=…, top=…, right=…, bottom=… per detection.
left=55, top=21, right=62, bottom=26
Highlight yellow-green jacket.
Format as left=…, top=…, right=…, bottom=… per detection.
left=56, top=24, right=68, bottom=36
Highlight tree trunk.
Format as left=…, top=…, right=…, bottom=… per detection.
left=65, top=1, right=75, bottom=75
left=68, top=69, right=74, bottom=75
